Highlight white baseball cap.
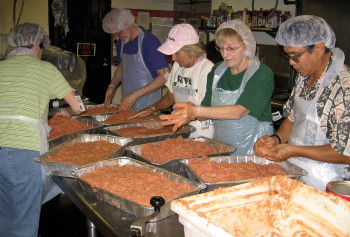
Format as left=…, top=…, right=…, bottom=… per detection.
left=158, top=23, right=199, bottom=55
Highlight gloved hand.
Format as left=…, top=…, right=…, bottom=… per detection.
left=53, top=108, right=72, bottom=118
left=159, top=102, right=200, bottom=132
left=253, top=135, right=275, bottom=157
left=104, top=86, right=116, bottom=107
left=143, top=118, right=164, bottom=130
left=128, top=106, right=156, bottom=120
left=118, top=91, right=141, bottom=112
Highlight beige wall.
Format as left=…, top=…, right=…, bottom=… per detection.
left=0, top=0, right=48, bottom=34
left=0, top=0, right=48, bottom=57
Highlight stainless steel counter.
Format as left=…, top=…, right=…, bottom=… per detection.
left=53, top=176, right=185, bottom=237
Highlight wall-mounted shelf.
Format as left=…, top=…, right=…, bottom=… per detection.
left=198, top=26, right=278, bottom=38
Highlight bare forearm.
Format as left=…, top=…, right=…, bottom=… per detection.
left=275, top=118, right=293, bottom=144
left=110, top=64, right=122, bottom=87
left=64, top=91, right=82, bottom=115
left=197, top=105, right=249, bottom=120
left=152, top=92, right=175, bottom=111
left=286, top=144, right=350, bottom=164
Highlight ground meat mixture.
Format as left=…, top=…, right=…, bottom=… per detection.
left=47, top=140, right=122, bottom=165
left=188, top=156, right=287, bottom=183
left=113, top=125, right=183, bottom=137
left=140, top=136, right=218, bottom=163
left=80, top=106, right=120, bottom=116
left=104, top=111, right=157, bottom=124
left=80, top=165, right=195, bottom=207
left=48, top=117, right=89, bottom=140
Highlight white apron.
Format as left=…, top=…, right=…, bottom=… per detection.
left=212, top=57, right=273, bottom=155
left=121, top=27, right=161, bottom=111
left=172, top=56, right=214, bottom=138
left=0, top=108, right=60, bottom=203
left=288, top=48, right=349, bottom=191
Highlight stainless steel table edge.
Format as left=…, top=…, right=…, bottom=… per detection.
left=53, top=176, right=185, bottom=237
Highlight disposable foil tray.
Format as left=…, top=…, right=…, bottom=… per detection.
left=181, top=155, right=307, bottom=192
left=71, top=157, right=206, bottom=221
left=37, top=134, right=132, bottom=178
left=124, top=137, right=236, bottom=175
left=78, top=104, right=120, bottom=117
left=48, top=116, right=104, bottom=149
left=102, top=121, right=196, bottom=146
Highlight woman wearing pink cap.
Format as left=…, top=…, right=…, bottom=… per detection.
left=160, top=20, right=275, bottom=155
left=130, top=23, right=214, bottom=138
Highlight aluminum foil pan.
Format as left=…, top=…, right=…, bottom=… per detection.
left=181, top=155, right=307, bottom=192
left=89, top=113, right=157, bottom=125
left=79, top=104, right=120, bottom=117
left=102, top=121, right=196, bottom=146
left=71, top=157, right=206, bottom=221
left=48, top=116, right=104, bottom=149
left=37, top=134, right=132, bottom=178
left=124, top=137, right=236, bottom=174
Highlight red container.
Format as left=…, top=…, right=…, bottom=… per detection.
left=326, top=181, right=350, bottom=201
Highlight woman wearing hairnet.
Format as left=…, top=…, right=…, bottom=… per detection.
left=160, top=20, right=275, bottom=155
left=130, top=23, right=214, bottom=138
left=0, top=23, right=82, bottom=236
left=102, top=8, right=169, bottom=111
left=254, top=15, right=350, bottom=191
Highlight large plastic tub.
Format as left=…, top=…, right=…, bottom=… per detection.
left=171, top=176, right=350, bottom=237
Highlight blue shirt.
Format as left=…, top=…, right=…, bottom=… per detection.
left=114, top=27, right=168, bottom=78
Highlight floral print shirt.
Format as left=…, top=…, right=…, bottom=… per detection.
left=283, top=65, right=350, bottom=155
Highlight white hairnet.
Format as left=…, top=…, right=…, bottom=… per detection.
left=102, top=8, right=135, bottom=34
left=215, top=20, right=256, bottom=58
left=275, top=15, right=336, bottom=48
left=8, top=22, right=51, bottom=48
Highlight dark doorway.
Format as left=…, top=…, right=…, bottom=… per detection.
left=49, top=0, right=112, bottom=104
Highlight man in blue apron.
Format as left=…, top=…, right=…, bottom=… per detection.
left=160, top=20, right=275, bottom=154
left=0, top=23, right=83, bottom=237
left=102, top=8, right=169, bottom=111
left=254, top=15, right=350, bottom=191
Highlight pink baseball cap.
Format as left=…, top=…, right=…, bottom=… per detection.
left=158, top=23, right=199, bottom=55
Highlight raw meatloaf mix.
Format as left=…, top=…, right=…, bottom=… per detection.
left=113, top=125, right=183, bottom=137
left=48, top=117, right=89, bottom=140
left=47, top=140, right=122, bottom=165
left=80, top=164, right=195, bottom=207
left=188, top=156, right=287, bottom=183
left=104, top=110, right=156, bottom=124
left=80, top=106, right=120, bottom=116
left=141, top=136, right=218, bottom=163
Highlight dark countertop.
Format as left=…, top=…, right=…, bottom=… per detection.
left=53, top=176, right=185, bottom=237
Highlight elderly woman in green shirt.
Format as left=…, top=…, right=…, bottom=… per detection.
left=160, top=20, right=274, bottom=155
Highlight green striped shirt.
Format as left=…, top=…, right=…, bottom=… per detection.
left=0, top=55, right=73, bottom=150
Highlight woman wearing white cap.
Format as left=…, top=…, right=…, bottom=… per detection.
left=254, top=15, right=350, bottom=191
left=160, top=20, right=275, bottom=155
left=131, top=23, right=214, bottom=138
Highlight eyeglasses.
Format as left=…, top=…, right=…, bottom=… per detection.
left=285, top=50, right=308, bottom=63
left=112, top=29, right=126, bottom=38
left=215, top=45, right=242, bottom=53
